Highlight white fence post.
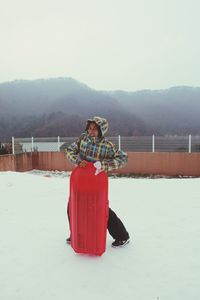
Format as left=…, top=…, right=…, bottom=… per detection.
left=152, top=135, right=155, bottom=152
left=118, top=135, right=121, bottom=150
left=12, top=136, right=15, bottom=155
left=57, top=136, right=60, bottom=152
left=189, top=134, right=191, bottom=153
left=31, top=137, right=34, bottom=152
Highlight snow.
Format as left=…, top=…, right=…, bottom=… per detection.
left=0, top=171, right=200, bottom=300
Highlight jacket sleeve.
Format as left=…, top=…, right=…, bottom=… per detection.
left=65, top=136, right=82, bottom=166
left=101, top=142, right=128, bottom=172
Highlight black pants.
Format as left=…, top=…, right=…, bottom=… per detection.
left=67, top=203, right=129, bottom=241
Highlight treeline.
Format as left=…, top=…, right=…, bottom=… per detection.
left=0, top=112, right=150, bottom=141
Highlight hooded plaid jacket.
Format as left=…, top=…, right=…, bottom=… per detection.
left=65, top=116, right=128, bottom=172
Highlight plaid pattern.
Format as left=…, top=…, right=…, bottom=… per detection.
left=65, top=132, right=128, bottom=172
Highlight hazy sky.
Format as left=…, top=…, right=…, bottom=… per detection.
left=0, top=0, right=200, bottom=91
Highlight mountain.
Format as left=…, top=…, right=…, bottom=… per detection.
left=106, top=86, right=200, bottom=134
left=0, top=78, right=91, bottom=116
left=0, top=78, right=200, bottom=141
left=0, top=78, right=148, bottom=140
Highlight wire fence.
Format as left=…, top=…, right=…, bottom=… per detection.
left=11, top=135, right=200, bottom=154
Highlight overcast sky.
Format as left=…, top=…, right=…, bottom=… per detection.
left=0, top=0, right=200, bottom=91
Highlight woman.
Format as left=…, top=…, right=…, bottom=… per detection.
left=65, top=116, right=130, bottom=248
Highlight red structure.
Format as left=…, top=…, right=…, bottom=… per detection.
left=68, top=163, right=108, bottom=256
left=1, top=152, right=200, bottom=176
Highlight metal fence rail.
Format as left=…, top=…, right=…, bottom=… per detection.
left=11, top=135, right=200, bottom=154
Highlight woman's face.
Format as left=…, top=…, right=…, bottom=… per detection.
left=88, top=122, right=99, bottom=137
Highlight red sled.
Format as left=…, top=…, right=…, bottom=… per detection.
left=68, top=162, right=108, bottom=256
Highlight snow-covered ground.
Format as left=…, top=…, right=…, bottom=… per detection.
left=0, top=171, right=200, bottom=300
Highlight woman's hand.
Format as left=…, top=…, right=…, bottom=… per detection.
left=79, top=160, right=88, bottom=168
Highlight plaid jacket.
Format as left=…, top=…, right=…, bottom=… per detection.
left=65, top=117, right=128, bottom=172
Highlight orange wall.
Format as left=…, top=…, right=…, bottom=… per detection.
left=32, top=152, right=74, bottom=171
left=0, top=153, right=33, bottom=172
left=0, top=154, right=15, bottom=171
left=119, top=152, right=200, bottom=176
left=0, top=152, right=200, bottom=176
